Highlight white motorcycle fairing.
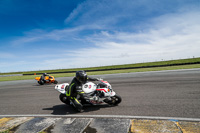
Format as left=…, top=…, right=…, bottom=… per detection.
left=55, top=79, right=122, bottom=110
left=55, top=83, right=69, bottom=94
left=82, top=82, right=97, bottom=93
left=96, top=80, right=116, bottom=97
left=55, top=80, right=117, bottom=99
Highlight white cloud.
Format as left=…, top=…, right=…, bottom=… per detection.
left=4, top=0, right=200, bottom=72
left=14, top=10, right=199, bottom=70
left=59, top=10, right=200, bottom=68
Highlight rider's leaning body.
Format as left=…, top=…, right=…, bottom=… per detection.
left=40, top=73, right=52, bottom=82
left=66, top=70, right=99, bottom=111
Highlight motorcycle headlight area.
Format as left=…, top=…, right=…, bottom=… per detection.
left=108, top=85, right=112, bottom=92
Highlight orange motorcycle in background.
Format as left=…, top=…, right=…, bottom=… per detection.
left=35, top=75, right=58, bottom=85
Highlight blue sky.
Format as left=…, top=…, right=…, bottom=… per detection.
left=0, top=0, right=200, bottom=72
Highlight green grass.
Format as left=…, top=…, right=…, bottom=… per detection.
left=1, top=64, right=200, bottom=82
left=1, top=57, right=200, bottom=75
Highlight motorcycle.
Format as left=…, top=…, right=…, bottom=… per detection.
left=55, top=79, right=122, bottom=112
left=35, top=75, right=58, bottom=85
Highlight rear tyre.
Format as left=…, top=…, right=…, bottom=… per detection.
left=59, top=94, right=70, bottom=105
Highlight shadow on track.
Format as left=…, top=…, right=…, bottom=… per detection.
left=32, top=84, right=55, bottom=86
left=43, top=104, right=113, bottom=115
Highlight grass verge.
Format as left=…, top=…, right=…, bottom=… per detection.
left=1, top=57, right=200, bottom=75
left=1, top=64, right=200, bottom=82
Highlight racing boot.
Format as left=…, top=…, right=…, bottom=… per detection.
left=70, top=97, right=83, bottom=112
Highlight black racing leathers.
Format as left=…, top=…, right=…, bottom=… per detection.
left=66, top=76, right=99, bottom=110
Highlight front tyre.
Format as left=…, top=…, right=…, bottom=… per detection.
left=59, top=94, right=70, bottom=105
left=109, top=94, right=122, bottom=106
left=54, top=80, right=58, bottom=84
left=38, top=80, right=44, bottom=85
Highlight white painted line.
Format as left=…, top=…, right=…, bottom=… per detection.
left=1, top=115, right=200, bottom=122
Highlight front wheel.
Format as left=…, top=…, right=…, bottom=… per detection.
left=59, top=94, right=70, bottom=105
left=54, top=80, right=58, bottom=84
left=38, top=80, right=44, bottom=85
left=107, top=95, right=122, bottom=106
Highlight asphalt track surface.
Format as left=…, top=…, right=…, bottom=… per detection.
left=0, top=69, right=200, bottom=119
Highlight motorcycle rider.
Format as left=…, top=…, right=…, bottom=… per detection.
left=66, top=70, right=99, bottom=111
left=40, top=73, right=52, bottom=83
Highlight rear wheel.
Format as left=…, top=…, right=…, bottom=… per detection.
left=59, top=94, right=70, bottom=105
